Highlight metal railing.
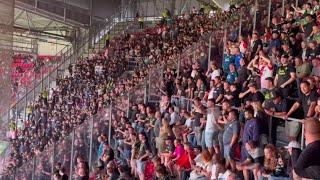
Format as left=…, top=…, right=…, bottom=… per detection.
left=169, top=95, right=306, bottom=149
left=3, top=0, right=310, bottom=178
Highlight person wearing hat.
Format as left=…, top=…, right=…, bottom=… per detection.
left=239, top=81, right=265, bottom=104
left=284, top=141, right=301, bottom=180
left=290, top=118, right=320, bottom=179
left=274, top=54, right=296, bottom=97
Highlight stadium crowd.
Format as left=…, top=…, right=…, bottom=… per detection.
left=4, top=0, right=320, bottom=180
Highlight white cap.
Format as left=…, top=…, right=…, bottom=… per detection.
left=284, top=141, right=301, bottom=149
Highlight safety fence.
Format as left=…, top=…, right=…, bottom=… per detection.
left=1, top=0, right=307, bottom=178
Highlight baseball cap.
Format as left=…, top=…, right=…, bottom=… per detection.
left=284, top=141, right=301, bottom=149
left=271, top=90, right=282, bottom=100
left=281, top=54, right=289, bottom=59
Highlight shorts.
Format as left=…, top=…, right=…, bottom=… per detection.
left=136, top=160, right=146, bottom=174
left=285, top=120, right=301, bottom=138
left=205, top=131, right=219, bottom=148
left=223, top=145, right=230, bottom=159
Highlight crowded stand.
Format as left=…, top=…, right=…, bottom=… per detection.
left=11, top=54, right=59, bottom=102
left=4, top=0, right=320, bottom=180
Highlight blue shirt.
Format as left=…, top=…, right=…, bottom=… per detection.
left=223, top=53, right=235, bottom=73
left=268, top=39, right=281, bottom=54
left=234, top=53, right=244, bottom=69
left=243, top=118, right=260, bottom=144
left=98, top=143, right=105, bottom=158
left=226, top=72, right=238, bottom=84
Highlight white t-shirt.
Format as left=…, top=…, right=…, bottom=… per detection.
left=210, top=164, right=218, bottom=180
left=185, top=118, right=193, bottom=128
left=170, top=112, right=180, bottom=125
left=208, top=88, right=214, bottom=100
left=210, top=70, right=221, bottom=80
left=205, top=108, right=219, bottom=132
left=218, top=170, right=231, bottom=179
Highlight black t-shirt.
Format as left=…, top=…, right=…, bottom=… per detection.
left=304, top=21, right=316, bottom=37
left=276, top=65, right=295, bottom=87
left=252, top=91, right=265, bottom=104
left=292, top=140, right=320, bottom=179
left=263, top=88, right=277, bottom=109
left=211, top=84, right=224, bottom=102
left=273, top=99, right=288, bottom=113
left=225, top=90, right=241, bottom=107
left=306, top=46, right=320, bottom=60
left=297, top=90, right=318, bottom=117
left=241, top=89, right=264, bottom=104
left=252, top=39, right=263, bottom=55
left=230, top=90, right=241, bottom=107
left=236, top=66, right=250, bottom=86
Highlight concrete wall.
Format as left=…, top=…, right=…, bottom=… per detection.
left=92, top=0, right=122, bottom=20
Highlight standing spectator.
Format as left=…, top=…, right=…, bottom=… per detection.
left=136, top=132, right=151, bottom=180
left=264, top=91, right=289, bottom=143
left=274, top=54, right=296, bottom=97
left=239, top=82, right=265, bottom=104
left=233, top=47, right=244, bottom=69
left=235, top=58, right=250, bottom=88
left=222, top=109, right=240, bottom=171
left=204, top=99, right=220, bottom=155
left=262, top=77, right=276, bottom=109
left=250, top=32, right=263, bottom=59
left=290, top=118, right=320, bottom=179
left=311, top=58, right=320, bottom=79
left=268, top=31, right=281, bottom=54
left=303, top=14, right=316, bottom=38
left=241, top=106, right=260, bottom=162
left=208, top=76, right=224, bottom=104
left=286, top=80, right=317, bottom=119
left=226, top=63, right=238, bottom=84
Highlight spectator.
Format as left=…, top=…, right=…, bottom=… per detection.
left=260, top=144, right=289, bottom=179
left=237, top=140, right=264, bottom=180
left=221, top=109, right=240, bottom=171
left=274, top=54, right=297, bottom=97
left=291, top=118, right=320, bottom=179
left=286, top=80, right=317, bottom=119
left=241, top=106, right=260, bottom=162
left=204, top=99, right=220, bottom=155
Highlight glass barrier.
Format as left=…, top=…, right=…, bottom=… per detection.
left=3, top=1, right=287, bottom=178
left=34, top=147, right=53, bottom=180
left=53, top=132, right=73, bottom=179
left=14, top=157, right=34, bottom=180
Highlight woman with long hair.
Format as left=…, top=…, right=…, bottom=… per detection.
left=260, top=144, right=289, bottom=179
left=189, top=149, right=213, bottom=179
left=156, top=118, right=173, bottom=153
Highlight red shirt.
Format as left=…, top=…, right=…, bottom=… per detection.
left=176, top=150, right=195, bottom=169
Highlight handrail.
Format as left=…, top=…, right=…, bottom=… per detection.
left=170, top=95, right=305, bottom=148
left=3, top=1, right=262, bottom=177
left=10, top=0, right=137, bottom=110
